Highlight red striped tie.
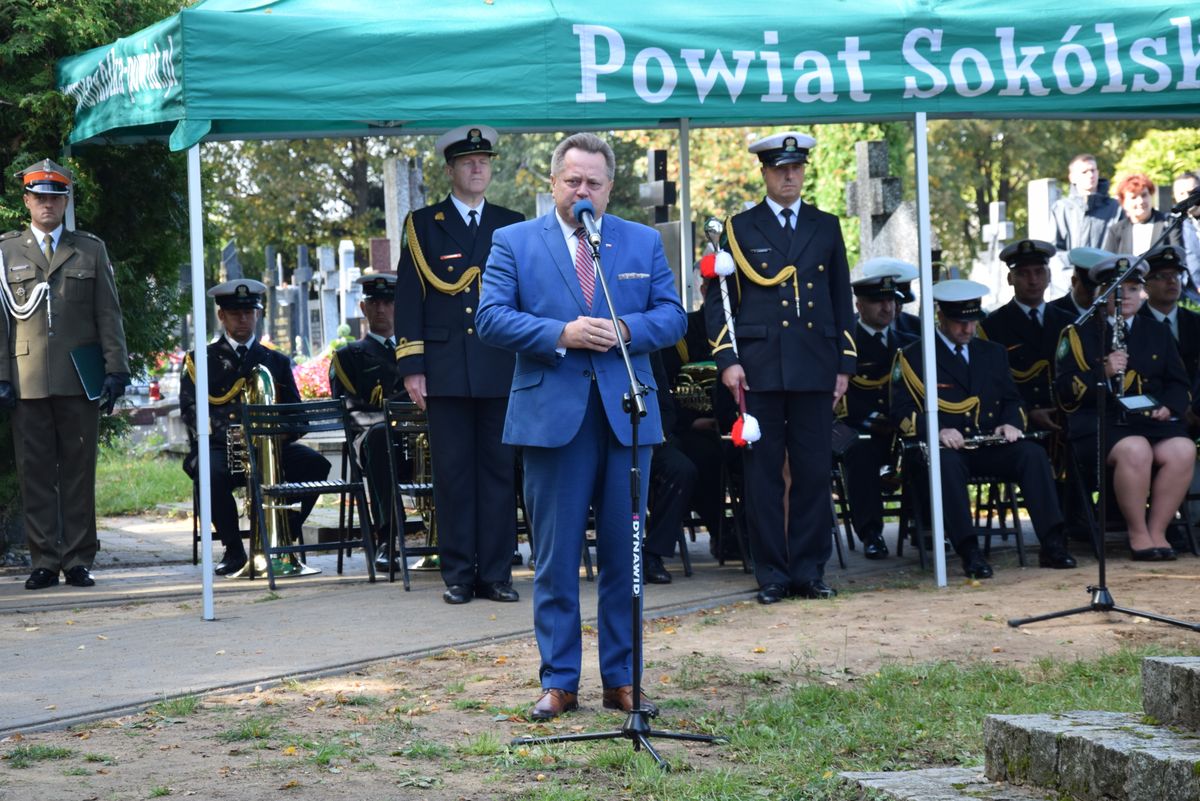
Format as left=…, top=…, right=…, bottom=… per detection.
left=574, top=228, right=595, bottom=307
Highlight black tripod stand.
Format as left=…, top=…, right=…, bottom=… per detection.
left=1009, top=232, right=1200, bottom=632
left=511, top=200, right=725, bottom=768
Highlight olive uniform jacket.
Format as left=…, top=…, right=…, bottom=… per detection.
left=0, top=227, right=128, bottom=397
left=705, top=200, right=856, bottom=391
left=393, top=195, right=524, bottom=397
left=891, top=336, right=1026, bottom=440
left=977, top=301, right=1073, bottom=413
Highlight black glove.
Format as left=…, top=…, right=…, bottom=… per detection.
left=0, top=380, right=14, bottom=410
left=98, top=372, right=129, bottom=415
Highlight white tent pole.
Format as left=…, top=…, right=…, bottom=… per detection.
left=677, top=117, right=693, bottom=307
left=188, top=144, right=216, bottom=620
left=914, top=112, right=947, bottom=588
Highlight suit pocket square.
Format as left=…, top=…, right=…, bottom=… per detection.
left=617, top=272, right=650, bottom=280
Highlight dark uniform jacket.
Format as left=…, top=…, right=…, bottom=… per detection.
left=1104, top=210, right=1183, bottom=254
left=840, top=323, right=915, bottom=428
left=0, top=227, right=128, bottom=397
left=1047, top=293, right=1088, bottom=320
left=660, top=309, right=719, bottom=436
left=894, top=310, right=922, bottom=339
left=180, top=339, right=302, bottom=452
left=1054, top=315, right=1190, bottom=440
left=977, top=301, right=1073, bottom=413
left=330, top=336, right=399, bottom=414
left=394, top=195, right=524, bottom=397
left=1137, top=303, right=1200, bottom=384
left=705, top=200, right=855, bottom=391
left=891, top=336, right=1026, bottom=440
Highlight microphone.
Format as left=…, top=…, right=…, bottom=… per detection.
left=1171, top=187, right=1200, bottom=215
left=572, top=199, right=602, bottom=247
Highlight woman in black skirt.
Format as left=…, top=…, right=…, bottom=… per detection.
left=1055, top=247, right=1194, bottom=560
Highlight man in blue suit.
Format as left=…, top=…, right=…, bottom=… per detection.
left=478, top=133, right=686, bottom=721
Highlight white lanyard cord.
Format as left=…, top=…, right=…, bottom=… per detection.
left=0, top=249, right=51, bottom=322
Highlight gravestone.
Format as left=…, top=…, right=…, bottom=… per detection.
left=316, top=245, right=340, bottom=350
left=369, top=238, right=391, bottom=274
left=1028, top=177, right=1071, bottom=300
left=383, top=156, right=426, bottom=273
left=845, top=140, right=940, bottom=307
left=975, top=201, right=1014, bottom=310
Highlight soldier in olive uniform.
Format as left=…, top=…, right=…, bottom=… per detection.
left=891, top=280, right=1076, bottom=579
left=394, top=124, right=525, bottom=605
left=330, top=272, right=403, bottom=565
left=837, top=268, right=916, bottom=559
left=0, top=159, right=129, bottom=590
left=706, top=131, right=856, bottom=605
left=179, top=279, right=330, bottom=576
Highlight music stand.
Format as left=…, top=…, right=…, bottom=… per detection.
left=511, top=203, right=725, bottom=768
left=1009, top=220, right=1200, bottom=632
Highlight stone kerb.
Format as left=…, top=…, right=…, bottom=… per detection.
left=1142, top=656, right=1200, bottom=732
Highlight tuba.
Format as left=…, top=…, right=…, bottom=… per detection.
left=226, top=365, right=317, bottom=578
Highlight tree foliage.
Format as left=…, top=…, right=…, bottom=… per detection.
left=1112, top=128, right=1200, bottom=188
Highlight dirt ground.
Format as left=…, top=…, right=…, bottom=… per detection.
left=3, top=554, right=1199, bottom=801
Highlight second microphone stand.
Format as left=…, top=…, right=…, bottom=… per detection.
left=510, top=219, right=725, bottom=768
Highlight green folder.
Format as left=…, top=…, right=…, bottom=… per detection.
left=71, top=342, right=106, bottom=401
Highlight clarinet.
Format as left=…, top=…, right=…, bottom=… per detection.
left=1111, top=314, right=1127, bottom=401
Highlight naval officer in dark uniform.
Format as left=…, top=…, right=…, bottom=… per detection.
left=180, top=279, right=330, bottom=576
left=0, top=159, right=129, bottom=590
left=394, top=124, right=525, bottom=605
left=330, top=272, right=403, bottom=561
left=837, top=269, right=915, bottom=559
left=706, top=131, right=856, bottom=604
left=1136, top=244, right=1200, bottom=386
left=891, top=279, right=1076, bottom=579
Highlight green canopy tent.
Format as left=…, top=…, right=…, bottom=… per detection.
left=56, top=0, right=1200, bottom=611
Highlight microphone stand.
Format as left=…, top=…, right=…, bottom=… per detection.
left=1010, top=215, right=1200, bottom=631
left=511, top=218, right=725, bottom=768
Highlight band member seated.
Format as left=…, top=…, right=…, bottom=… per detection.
left=837, top=263, right=917, bottom=559
left=180, top=279, right=331, bottom=576
left=1048, top=259, right=1098, bottom=319
left=330, top=272, right=404, bottom=568
left=889, top=259, right=922, bottom=338
left=1136, top=244, right=1200, bottom=386
left=891, top=279, right=1077, bottom=578
left=1055, top=250, right=1194, bottom=561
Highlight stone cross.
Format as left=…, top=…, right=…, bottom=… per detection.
left=976, top=202, right=1014, bottom=309
left=1026, top=178, right=1060, bottom=243
left=845, top=141, right=902, bottom=261
left=982, top=202, right=1013, bottom=255
left=383, top=156, right=426, bottom=273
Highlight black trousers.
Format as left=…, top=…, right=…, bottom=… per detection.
left=354, top=422, right=413, bottom=536
left=743, top=390, right=833, bottom=588
left=840, top=432, right=893, bottom=542
left=645, top=430, right=724, bottom=558
left=189, top=443, right=330, bottom=552
left=426, top=396, right=515, bottom=587
left=934, top=440, right=1064, bottom=553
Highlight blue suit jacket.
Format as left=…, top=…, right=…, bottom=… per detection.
left=477, top=212, right=687, bottom=448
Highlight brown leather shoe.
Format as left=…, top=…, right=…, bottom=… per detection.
left=530, top=688, right=578, bottom=721
left=601, top=685, right=658, bottom=717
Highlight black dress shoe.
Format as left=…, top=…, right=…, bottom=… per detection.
left=63, top=566, right=95, bottom=587
left=24, top=568, right=58, bottom=591
left=1130, top=547, right=1165, bottom=562
left=1038, top=546, right=1077, bottom=569
left=792, top=579, right=837, bottom=599
left=374, top=552, right=401, bottom=571
left=511, top=551, right=525, bottom=567
left=443, top=584, right=473, bottom=604
left=644, top=553, right=672, bottom=584
left=960, top=549, right=994, bottom=579
left=756, top=583, right=789, bottom=604
left=861, top=535, right=889, bottom=560
left=214, top=549, right=247, bottom=576
left=478, top=581, right=519, bottom=602
left=1157, top=547, right=1178, bottom=561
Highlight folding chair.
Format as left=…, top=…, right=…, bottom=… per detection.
left=383, top=400, right=438, bottom=590
left=241, top=399, right=377, bottom=589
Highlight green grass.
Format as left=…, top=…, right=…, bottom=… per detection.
left=95, top=446, right=191, bottom=515
left=4, top=744, right=73, bottom=768
left=149, top=695, right=201, bottom=717
left=216, top=716, right=278, bottom=743
left=506, top=647, right=1182, bottom=801
left=149, top=787, right=172, bottom=798
left=458, top=732, right=505, bottom=756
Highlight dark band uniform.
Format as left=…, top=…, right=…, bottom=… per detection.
left=180, top=280, right=330, bottom=574
left=977, top=240, right=1074, bottom=417
left=1055, top=254, right=1191, bottom=470
left=1134, top=245, right=1200, bottom=385
left=891, top=280, right=1071, bottom=576
left=705, top=131, right=856, bottom=597
left=0, top=159, right=129, bottom=587
left=330, top=274, right=403, bottom=535
left=837, top=274, right=915, bottom=556
left=393, top=125, right=525, bottom=594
